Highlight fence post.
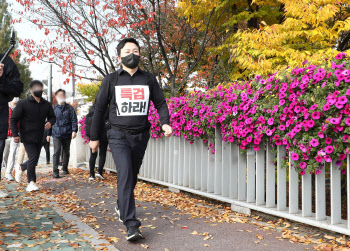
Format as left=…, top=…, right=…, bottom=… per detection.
left=207, top=138, right=215, bottom=193
left=289, top=157, right=299, bottom=214
left=189, top=141, right=195, bottom=189
left=173, top=137, right=179, bottom=185
left=256, top=143, right=265, bottom=206
left=266, top=143, right=276, bottom=208
left=331, top=160, right=341, bottom=225
left=238, top=149, right=247, bottom=201
left=183, top=138, right=189, bottom=187
left=195, top=140, right=202, bottom=190
left=277, top=145, right=287, bottom=211
left=214, top=127, right=223, bottom=195
left=222, top=140, right=230, bottom=197
left=230, top=144, right=238, bottom=200
left=168, top=136, right=174, bottom=183
left=246, top=148, right=256, bottom=203
left=315, top=163, right=326, bottom=221
left=201, top=141, right=208, bottom=192
left=302, top=172, right=312, bottom=217
left=178, top=137, right=184, bottom=186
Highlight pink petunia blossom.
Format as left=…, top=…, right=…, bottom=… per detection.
left=291, top=152, right=299, bottom=161
left=325, top=145, right=334, bottom=154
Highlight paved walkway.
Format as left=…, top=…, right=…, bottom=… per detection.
left=0, top=147, right=346, bottom=250
left=0, top=183, right=97, bottom=250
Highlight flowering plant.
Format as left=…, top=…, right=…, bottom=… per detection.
left=147, top=53, right=350, bottom=174
left=79, top=53, right=350, bottom=175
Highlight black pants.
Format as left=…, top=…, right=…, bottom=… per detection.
left=0, top=139, right=5, bottom=179
left=89, top=140, right=108, bottom=177
left=21, top=142, right=42, bottom=183
left=53, top=137, right=71, bottom=173
left=108, top=128, right=150, bottom=228
left=41, top=141, right=50, bottom=163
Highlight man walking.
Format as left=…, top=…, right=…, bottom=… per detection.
left=0, top=55, right=23, bottom=197
left=89, top=38, right=172, bottom=241
left=11, top=80, right=56, bottom=192
left=3, top=97, right=20, bottom=181
left=49, top=89, right=78, bottom=178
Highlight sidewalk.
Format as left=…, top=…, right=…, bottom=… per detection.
left=0, top=183, right=102, bottom=250
left=0, top=149, right=347, bottom=251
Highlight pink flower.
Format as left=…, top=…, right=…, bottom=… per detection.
left=291, top=152, right=299, bottom=161
left=300, top=170, right=305, bottom=175
left=325, top=145, right=333, bottom=154
left=315, top=169, right=321, bottom=175
left=324, top=155, right=332, bottom=162
left=253, top=145, right=259, bottom=151
left=267, top=118, right=274, bottom=125
left=310, top=104, right=317, bottom=110
left=299, top=162, right=307, bottom=169
left=325, top=137, right=332, bottom=144
left=317, top=132, right=324, bottom=138
left=339, top=154, right=347, bottom=160
left=310, top=138, right=319, bottom=147
left=311, top=112, right=321, bottom=120
left=315, top=155, right=323, bottom=162
left=323, top=104, right=330, bottom=111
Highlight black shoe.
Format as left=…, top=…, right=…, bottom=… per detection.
left=126, top=226, right=143, bottom=242
left=63, top=169, right=69, bottom=175
left=114, top=205, right=123, bottom=222
left=46, top=162, right=50, bottom=165
left=53, top=172, right=60, bottom=179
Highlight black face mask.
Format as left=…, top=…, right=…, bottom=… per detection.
left=121, top=53, right=140, bottom=69
left=33, top=90, right=43, bottom=98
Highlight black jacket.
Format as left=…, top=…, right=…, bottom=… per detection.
left=0, top=54, right=23, bottom=140
left=10, top=95, right=56, bottom=144
left=49, top=103, right=78, bottom=139
left=90, top=68, right=170, bottom=141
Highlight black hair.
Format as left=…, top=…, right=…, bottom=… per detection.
left=117, top=37, right=140, bottom=56
left=55, top=89, right=66, bottom=96
left=29, top=80, right=43, bottom=89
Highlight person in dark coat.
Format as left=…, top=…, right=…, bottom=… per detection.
left=89, top=38, right=172, bottom=241
left=0, top=54, right=23, bottom=197
left=88, top=103, right=109, bottom=181
left=49, top=89, right=78, bottom=178
left=11, top=80, right=56, bottom=192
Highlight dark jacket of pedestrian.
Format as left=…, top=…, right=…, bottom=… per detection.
left=10, top=95, right=56, bottom=144
left=0, top=54, right=23, bottom=140
left=50, top=103, right=78, bottom=139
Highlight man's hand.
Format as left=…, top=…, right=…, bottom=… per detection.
left=46, top=136, right=50, bottom=142
left=162, top=124, right=172, bottom=137
left=0, top=63, right=4, bottom=77
left=44, top=122, right=52, bottom=130
left=89, top=140, right=99, bottom=153
left=72, top=132, right=77, bottom=139
left=13, top=136, right=20, bottom=143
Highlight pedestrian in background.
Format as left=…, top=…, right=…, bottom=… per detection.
left=50, top=89, right=78, bottom=178
left=0, top=55, right=23, bottom=197
left=3, top=97, right=20, bottom=181
left=11, top=80, right=56, bottom=192
left=86, top=101, right=109, bottom=181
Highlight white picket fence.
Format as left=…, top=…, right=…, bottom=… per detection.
left=83, top=128, right=350, bottom=235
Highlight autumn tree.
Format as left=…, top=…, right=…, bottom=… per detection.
left=231, top=1, right=350, bottom=78
left=13, top=0, right=227, bottom=96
